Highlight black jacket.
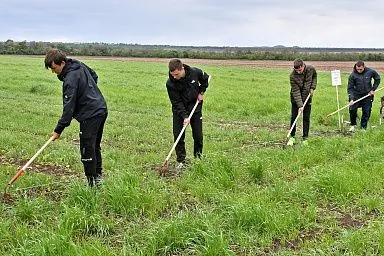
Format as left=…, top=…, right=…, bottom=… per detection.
left=347, top=66, right=381, bottom=101
left=55, top=59, right=107, bottom=134
left=166, top=64, right=210, bottom=118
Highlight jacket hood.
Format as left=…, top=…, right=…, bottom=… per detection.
left=57, top=59, right=81, bottom=81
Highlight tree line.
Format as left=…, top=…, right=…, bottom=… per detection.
left=1, top=39, right=384, bottom=61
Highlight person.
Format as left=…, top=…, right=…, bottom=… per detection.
left=166, top=59, right=210, bottom=169
left=44, top=48, right=108, bottom=187
left=347, top=61, right=381, bottom=131
left=287, top=58, right=317, bottom=146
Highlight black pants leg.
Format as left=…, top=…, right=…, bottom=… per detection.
left=95, top=114, right=107, bottom=176
left=290, top=98, right=312, bottom=138
left=302, top=100, right=312, bottom=139
left=79, top=114, right=107, bottom=183
left=172, top=114, right=186, bottom=163
left=349, top=104, right=358, bottom=126
left=360, top=97, right=373, bottom=129
left=190, top=112, right=203, bottom=158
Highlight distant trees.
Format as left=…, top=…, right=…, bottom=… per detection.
left=0, top=39, right=384, bottom=61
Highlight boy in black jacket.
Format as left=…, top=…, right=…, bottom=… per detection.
left=166, top=59, right=210, bottom=169
left=347, top=61, right=381, bottom=131
left=44, top=48, right=108, bottom=187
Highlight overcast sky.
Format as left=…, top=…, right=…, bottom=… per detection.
left=1, top=0, right=383, bottom=48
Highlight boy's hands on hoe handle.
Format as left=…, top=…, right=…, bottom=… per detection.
left=197, top=92, right=204, bottom=102
left=51, top=131, right=61, bottom=141
left=310, top=89, right=314, bottom=96
left=183, top=118, right=190, bottom=127
left=348, top=90, right=375, bottom=106
left=298, top=89, right=314, bottom=113
left=183, top=92, right=205, bottom=127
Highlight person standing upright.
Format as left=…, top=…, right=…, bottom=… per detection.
left=166, top=59, right=210, bottom=169
left=44, top=48, right=108, bottom=187
left=347, top=61, right=381, bottom=131
left=287, top=58, right=317, bottom=146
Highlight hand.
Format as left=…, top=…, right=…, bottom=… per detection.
left=348, top=100, right=354, bottom=106
left=369, top=90, right=375, bottom=96
left=183, top=118, right=190, bottom=127
left=310, top=89, right=314, bottom=95
left=197, top=93, right=204, bottom=101
left=298, top=107, right=304, bottom=113
left=51, top=131, right=61, bottom=141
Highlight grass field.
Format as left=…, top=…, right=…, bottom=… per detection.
left=1, top=55, right=384, bottom=255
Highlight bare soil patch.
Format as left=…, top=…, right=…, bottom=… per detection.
left=81, top=56, right=384, bottom=73
left=17, top=182, right=69, bottom=202
left=1, top=155, right=81, bottom=202
left=0, top=155, right=80, bottom=178
left=148, top=163, right=184, bottom=179
left=217, top=120, right=287, bottom=132
left=262, top=203, right=381, bottom=253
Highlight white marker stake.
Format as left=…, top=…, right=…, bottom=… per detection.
left=331, top=70, right=342, bottom=129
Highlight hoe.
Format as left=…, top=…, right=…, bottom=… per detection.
left=286, top=94, right=311, bottom=142
left=162, top=99, right=200, bottom=169
left=323, top=87, right=384, bottom=125
left=3, top=136, right=54, bottom=201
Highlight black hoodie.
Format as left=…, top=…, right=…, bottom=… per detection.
left=166, top=64, right=210, bottom=118
left=55, top=59, right=107, bottom=134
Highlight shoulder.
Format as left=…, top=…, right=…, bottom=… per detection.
left=306, top=65, right=316, bottom=72
left=63, top=69, right=81, bottom=83
left=349, top=71, right=358, bottom=78
left=166, top=78, right=175, bottom=88
left=367, top=67, right=379, bottom=75
left=189, top=67, right=203, bottom=76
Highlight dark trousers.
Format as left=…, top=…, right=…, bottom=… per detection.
left=349, top=96, right=373, bottom=129
left=290, top=98, right=312, bottom=139
left=173, top=112, right=203, bottom=163
left=79, top=113, right=107, bottom=178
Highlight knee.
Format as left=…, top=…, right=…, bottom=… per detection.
left=80, top=138, right=95, bottom=162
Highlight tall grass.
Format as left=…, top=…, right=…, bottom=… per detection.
left=1, top=55, right=384, bottom=255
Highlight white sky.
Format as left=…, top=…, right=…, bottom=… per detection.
left=1, top=0, right=383, bottom=48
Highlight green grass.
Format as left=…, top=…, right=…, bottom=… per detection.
left=1, top=55, right=384, bottom=255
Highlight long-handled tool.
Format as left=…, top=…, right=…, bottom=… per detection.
left=162, top=99, right=200, bottom=168
left=326, top=87, right=384, bottom=118
left=162, top=76, right=211, bottom=168
left=3, top=136, right=54, bottom=200
left=286, top=94, right=311, bottom=139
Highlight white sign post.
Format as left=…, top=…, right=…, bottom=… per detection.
left=331, top=70, right=342, bottom=129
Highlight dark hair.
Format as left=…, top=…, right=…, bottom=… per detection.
left=168, top=59, right=183, bottom=72
left=355, top=60, right=365, bottom=67
left=44, top=48, right=67, bottom=69
left=293, top=58, right=304, bottom=69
